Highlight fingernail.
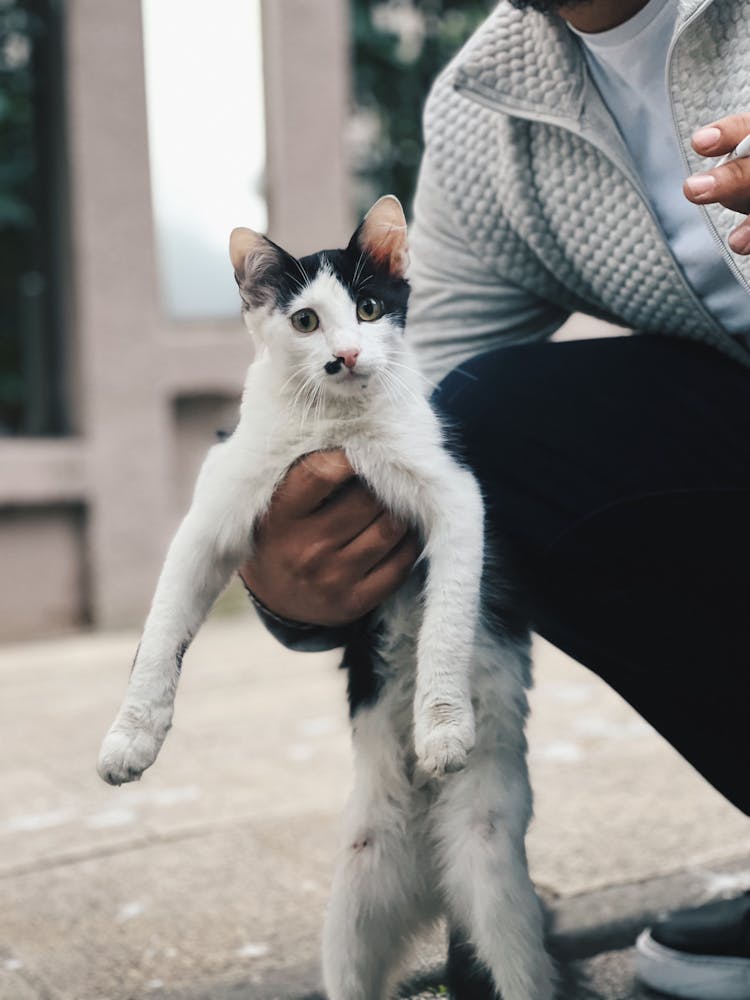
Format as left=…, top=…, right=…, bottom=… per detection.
left=729, top=226, right=750, bottom=255
left=685, top=173, right=716, bottom=197
left=693, top=126, right=722, bottom=149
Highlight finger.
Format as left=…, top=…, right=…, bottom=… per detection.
left=683, top=155, right=750, bottom=214
left=311, top=479, right=386, bottom=548
left=692, top=113, right=750, bottom=157
left=349, top=532, right=421, bottom=616
left=728, top=214, right=750, bottom=255
left=338, top=511, right=410, bottom=575
left=273, top=450, right=356, bottom=519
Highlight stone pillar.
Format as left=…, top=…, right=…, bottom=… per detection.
left=65, top=0, right=174, bottom=628
left=261, top=0, right=352, bottom=254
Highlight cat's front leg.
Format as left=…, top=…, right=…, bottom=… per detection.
left=98, top=446, right=253, bottom=785
left=413, top=465, right=483, bottom=780
left=413, top=693, right=476, bottom=782
left=97, top=512, right=240, bottom=785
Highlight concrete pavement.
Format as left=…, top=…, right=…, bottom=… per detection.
left=1, top=590, right=748, bottom=999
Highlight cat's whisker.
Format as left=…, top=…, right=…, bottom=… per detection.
left=376, top=369, right=402, bottom=409
left=289, top=369, right=319, bottom=418
left=313, top=382, right=326, bottom=429
left=279, top=363, right=312, bottom=395
left=287, top=368, right=311, bottom=406
left=283, top=270, right=308, bottom=297
left=310, top=386, right=323, bottom=430
left=388, top=360, right=438, bottom=392
left=289, top=384, right=310, bottom=416
left=298, top=373, right=322, bottom=427
left=352, top=250, right=367, bottom=288
left=380, top=378, right=398, bottom=409
left=292, top=256, right=310, bottom=289
left=382, top=367, right=423, bottom=407
left=297, top=382, right=319, bottom=424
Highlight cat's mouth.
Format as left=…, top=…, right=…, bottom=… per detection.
left=323, top=359, right=368, bottom=383
left=320, top=365, right=371, bottom=396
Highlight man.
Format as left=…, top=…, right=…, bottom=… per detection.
left=241, top=0, right=750, bottom=996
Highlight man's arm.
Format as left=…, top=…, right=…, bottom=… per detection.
left=406, top=143, right=572, bottom=386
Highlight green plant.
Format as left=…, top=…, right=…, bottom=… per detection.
left=349, top=0, right=488, bottom=214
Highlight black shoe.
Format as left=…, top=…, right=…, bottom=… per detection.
left=635, top=892, right=750, bottom=999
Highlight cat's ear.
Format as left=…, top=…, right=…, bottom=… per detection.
left=230, top=227, right=266, bottom=282
left=349, top=195, right=409, bottom=278
left=229, top=227, right=297, bottom=307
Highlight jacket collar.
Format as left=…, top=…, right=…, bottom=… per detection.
left=452, top=0, right=717, bottom=124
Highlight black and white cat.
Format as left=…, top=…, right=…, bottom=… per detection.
left=97, top=196, right=555, bottom=1000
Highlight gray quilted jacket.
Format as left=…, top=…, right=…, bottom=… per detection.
left=407, top=0, right=750, bottom=383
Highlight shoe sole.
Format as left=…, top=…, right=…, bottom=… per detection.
left=635, top=929, right=750, bottom=999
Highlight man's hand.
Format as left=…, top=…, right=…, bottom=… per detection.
left=239, top=450, right=420, bottom=627
left=684, top=112, right=750, bottom=254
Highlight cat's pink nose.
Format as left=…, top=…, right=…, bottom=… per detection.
left=336, top=349, right=360, bottom=370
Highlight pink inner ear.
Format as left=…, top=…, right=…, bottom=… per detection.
left=229, top=227, right=266, bottom=278
left=359, top=196, right=409, bottom=277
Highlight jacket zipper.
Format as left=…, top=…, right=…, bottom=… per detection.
left=454, top=75, right=732, bottom=338
left=665, top=1, right=750, bottom=300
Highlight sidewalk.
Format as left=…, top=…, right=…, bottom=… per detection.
left=1, top=597, right=748, bottom=1000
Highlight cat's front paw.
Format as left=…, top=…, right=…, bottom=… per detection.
left=97, top=716, right=167, bottom=786
left=414, top=701, right=475, bottom=780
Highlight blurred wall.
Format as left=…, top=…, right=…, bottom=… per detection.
left=0, top=0, right=351, bottom=639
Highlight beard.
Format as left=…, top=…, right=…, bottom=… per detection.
left=507, top=0, right=593, bottom=11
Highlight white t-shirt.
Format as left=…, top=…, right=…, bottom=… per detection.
left=569, top=0, right=750, bottom=334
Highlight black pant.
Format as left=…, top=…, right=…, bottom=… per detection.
left=436, top=335, right=750, bottom=816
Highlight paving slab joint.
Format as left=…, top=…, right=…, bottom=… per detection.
left=549, top=853, right=750, bottom=961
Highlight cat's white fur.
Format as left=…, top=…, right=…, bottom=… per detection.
left=97, top=197, right=555, bottom=1000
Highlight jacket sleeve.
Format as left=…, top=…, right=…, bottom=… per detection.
left=244, top=581, right=356, bottom=652
left=407, top=143, right=571, bottom=385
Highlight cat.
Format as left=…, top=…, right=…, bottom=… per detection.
left=97, top=195, right=555, bottom=1000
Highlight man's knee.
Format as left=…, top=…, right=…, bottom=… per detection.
left=433, top=345, right=540, bottom=484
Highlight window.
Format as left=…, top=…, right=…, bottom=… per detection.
left=141, top=0, right=267, bottom=321
left=0, top=0, right=69, bottom=436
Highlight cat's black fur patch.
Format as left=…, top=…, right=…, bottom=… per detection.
left=239, top=234, right=410, bottom=328
left=342, top=618, right=383, bottom=718
left=447, top=927, right=501, bottom=1000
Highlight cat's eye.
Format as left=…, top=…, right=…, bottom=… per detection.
left=356, top=296, right=384, bottom=322
left=290, top=308, right=320, bottom=333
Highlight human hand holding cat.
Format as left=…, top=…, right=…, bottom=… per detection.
left=684, top=113, right=750, bottom=253
left=239, top=449, right=420, bottom=627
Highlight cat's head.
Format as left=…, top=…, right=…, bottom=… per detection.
left=229, top=196, right=410, bottom=401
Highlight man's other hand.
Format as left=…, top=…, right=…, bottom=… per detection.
left=684, top=113, right=750, bottom=254
left=239, top=450, right=420, bottom=627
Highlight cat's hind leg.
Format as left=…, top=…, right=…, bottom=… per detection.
left=322, top=822, right=430, bottom=1000
left=432, top=644, right=556, bottom=1000
left=322, top=697, right=437, bottom=1000
left=434, top=760, right=554, bottom=1000
left=446, top=926, right=499, bottom=1000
